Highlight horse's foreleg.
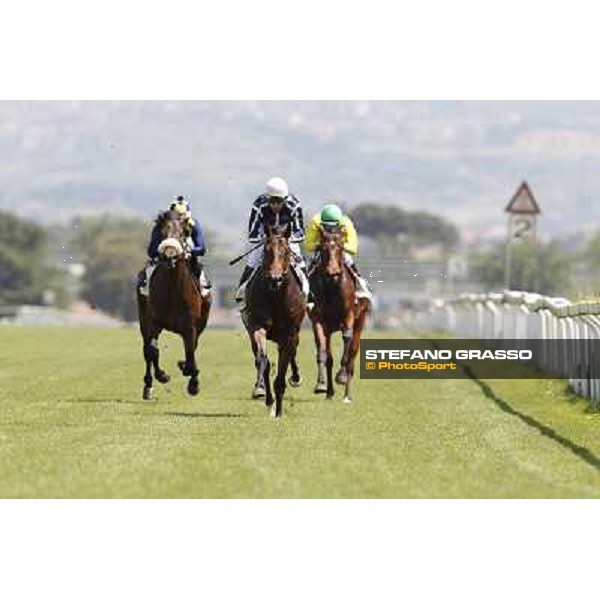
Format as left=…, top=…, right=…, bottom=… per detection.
left=336, top=321, right=354, bottom=386
left=289, top=356, right=302, bottom=387
left=182, top=328, right=200, bottom=396
left=149, top=328, right=169, bottom=384
left=274, top=339, right=294, bottom=418
left=312, top=320, right=328, bottom=394
left=343, top=311, right=368, bottom=404
left=142, top=336, right=159, bottom=400
left=251, top=328, right=272, bottom=404
left=325, top=332, right=334, bottom=398
left=263, top=355, right=273, bottom=408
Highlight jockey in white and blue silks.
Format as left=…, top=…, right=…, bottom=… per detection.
left=235, top=177, right=312, bottom=307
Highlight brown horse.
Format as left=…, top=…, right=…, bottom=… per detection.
left=137, top=211, right=211, bottom=400
left=308, top=226, right=370, bottom=403
left=242, top=224, right=305, bottom=418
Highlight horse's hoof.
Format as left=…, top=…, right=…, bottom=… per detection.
left=335, top=370, right=348, bottom=385
left=252, top=386, right=266, bottom=399
left=326, top=392, right=335, bottom=400
left=289, top=374, right=302, bottom=387
left=343, top=397, right=352, bottom=404
left=178, top=361, right=191, bottom=376
left=187, top=380, right=199, bottom=396
left=143, top=387, right=153, bottom=401
left=156, top=371, right=170, bottom=384
left=314, top=382, right=327, bottom=394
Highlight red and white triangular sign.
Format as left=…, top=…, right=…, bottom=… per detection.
left=505, top=181, right=541, bottom=215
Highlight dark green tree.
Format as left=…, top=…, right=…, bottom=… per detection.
left=0, top=210, right=49, bottom=304
left=72, top=216, right=148, bottom=321
left=348, top=203, right=459, bottom=251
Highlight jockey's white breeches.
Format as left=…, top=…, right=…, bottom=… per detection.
left=247, top=242, right=305, bottom=269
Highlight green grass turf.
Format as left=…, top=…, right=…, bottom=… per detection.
left=0, top=326, right=598, bottom=498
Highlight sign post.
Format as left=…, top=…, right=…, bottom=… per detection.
left=504, top=181, right=541, bottom=290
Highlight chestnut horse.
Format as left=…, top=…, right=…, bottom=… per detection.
left=242, top=224, right=305, bottom=418
left=137, top=211, right=211, bottom=400
left=308, top=226, right=370, bottom=403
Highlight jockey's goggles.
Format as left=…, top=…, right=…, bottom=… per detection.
left=322, top=221, right=341, bottom=231
left=268, top=196, right=286, bottom=204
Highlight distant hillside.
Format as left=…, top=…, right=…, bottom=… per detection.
left=1, top=101, right=599, bottom=245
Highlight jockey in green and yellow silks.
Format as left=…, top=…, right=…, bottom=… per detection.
left=305, top=204, right=372, bottom=299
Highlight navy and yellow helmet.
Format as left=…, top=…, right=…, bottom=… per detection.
left=170, top=196, right=191, bottom=220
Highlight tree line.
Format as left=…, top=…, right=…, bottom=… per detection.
left=3, top=204, right=598, bottom=320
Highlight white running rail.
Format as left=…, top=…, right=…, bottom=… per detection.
left=413, top=290, right=600, bottom=406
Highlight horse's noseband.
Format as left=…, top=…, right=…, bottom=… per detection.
left=157, top=237, right=185, bottom=269
left=266, top=271, right=288, bottom=290
left=159, top=255, right=180, bottom=270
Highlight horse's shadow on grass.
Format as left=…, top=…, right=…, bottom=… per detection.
left=62, top=397, right=140, bottom=405
left=165, top=411, right=247, bottom=419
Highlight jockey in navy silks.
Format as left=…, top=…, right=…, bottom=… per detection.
left=140, top=196, right=211, bottom=296
left=234, top=176, right=312, bottom=309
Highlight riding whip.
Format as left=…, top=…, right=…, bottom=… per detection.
left=228, top=241, right=265, bottom=266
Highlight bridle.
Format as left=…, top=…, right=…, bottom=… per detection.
left=315, top=228, right=345, bottom=280
left=157, top=213, right=187, bottom=270
left=263, top=231, right=293, bottom=289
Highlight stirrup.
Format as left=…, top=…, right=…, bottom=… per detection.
left=139, top=263, right=156, bottom=297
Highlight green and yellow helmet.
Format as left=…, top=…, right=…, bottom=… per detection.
left=320, top=203, right=343, bottom=225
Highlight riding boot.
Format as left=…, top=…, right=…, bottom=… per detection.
left=138, top=259, right=156, bottom=295
left=349, top=263, right=372, bottom=299
left=235, top=266, right=255, bottom=303
left=300, top=266, right=315, bottom=311
left=191, top=258, right=212, bottom=297
left=200, top=265, right=212, bottom=290
left=349, top=263, right=359, bottom=276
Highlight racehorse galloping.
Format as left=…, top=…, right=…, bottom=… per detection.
left=309, top=226, right=370, bottom=403
left=137, top=211, right=211, bottom=400
left=243, top=224, right=305, bottom=418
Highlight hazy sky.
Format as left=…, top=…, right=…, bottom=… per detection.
left=1, top=100, right=599, bottom=243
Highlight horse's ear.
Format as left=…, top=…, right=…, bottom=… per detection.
left=282, top=223, right=291, bottom=238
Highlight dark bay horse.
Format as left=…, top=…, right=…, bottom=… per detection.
left=308, top=226, right=370, bottom=403
left=242, top=224, right=305, bottom=418
left=137, top=211, right=211, bottom=400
